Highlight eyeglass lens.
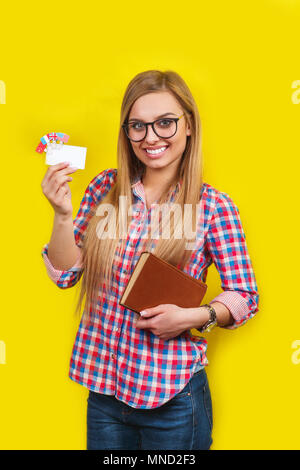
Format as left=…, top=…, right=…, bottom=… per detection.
left=127, top=119, right=177, bottom=141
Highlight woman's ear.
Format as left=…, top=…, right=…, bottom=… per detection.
left=185, top=114, right=192, bottom=136
left=186, top=123, right=191, bottom=136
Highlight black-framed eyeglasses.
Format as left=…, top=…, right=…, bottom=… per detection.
left=122, top=114, right=185, bottom=142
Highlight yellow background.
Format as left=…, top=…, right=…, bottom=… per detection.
left=0, top=0, right=299, bottom=450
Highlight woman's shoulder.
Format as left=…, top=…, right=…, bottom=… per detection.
left=201, top=181, right=238, bottom=211
left=86, top=168, right=118, bottom=203
left=94, top=167, right=118, bottom=184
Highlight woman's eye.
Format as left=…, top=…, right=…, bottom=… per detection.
left=157, top=119, right=172, bottom=127
left=130, top=122, right=144, bottom=130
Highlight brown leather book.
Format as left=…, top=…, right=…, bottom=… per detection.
left=119, top=251, right=208, bottom=314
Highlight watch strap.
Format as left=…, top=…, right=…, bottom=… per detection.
left=199, top=304, right=217, bottom=333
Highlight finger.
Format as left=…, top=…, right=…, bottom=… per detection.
left=56, top=183, right=69, bottom=199
left=42, top=163, right=71, bottom=194
left=45, top=168, right=77, bottom=198
left=63, top=166, right=78, bottom=174
left=48, top=174, right=73, bottom=195
left=42, top=162, right=70, bottom=187
left=48, top=165, right=78, bottom=187
left=135, top=318, right=152, bottom=329
left=140, top=305, right=165, bottom=317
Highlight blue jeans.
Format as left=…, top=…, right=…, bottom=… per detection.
left=86, top=368, right=213, bottom=450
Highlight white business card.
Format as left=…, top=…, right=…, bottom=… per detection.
left=46, top=144, right=87, bottom=169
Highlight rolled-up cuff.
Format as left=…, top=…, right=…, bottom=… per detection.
left=210, top=290, right=249, bottom=325
left=42, top=249, right=83, bottom=283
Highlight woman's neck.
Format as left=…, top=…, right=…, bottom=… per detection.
left=141, top=166, right=180, bottom=210
left=141, top=166, right=179, bottom=192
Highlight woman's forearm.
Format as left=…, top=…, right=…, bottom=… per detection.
left=47, top=212, right=82, bottom=270
left=186, top=301, right=234, bottom=330
left=209, top=301, right=234, bottom=327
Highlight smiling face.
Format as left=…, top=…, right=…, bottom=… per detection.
left=127, top=91, right=191, bottom=176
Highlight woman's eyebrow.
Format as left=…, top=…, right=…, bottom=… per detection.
left=128, top=112, right=177, bottom=122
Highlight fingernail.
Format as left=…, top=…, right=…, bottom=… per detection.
left=140, top=310, right=147, bottom=316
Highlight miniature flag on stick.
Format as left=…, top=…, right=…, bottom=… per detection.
left=35, top=132, right=86, bottom=169
left=35, top=132, right=69, bottom=153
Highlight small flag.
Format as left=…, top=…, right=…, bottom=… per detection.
left=61, top=134, right=69, bottom=143
left=35, top=141, right=47, bottom=153
left=35, top=132, right=70, bottom=154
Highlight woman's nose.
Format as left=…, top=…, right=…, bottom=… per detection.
left=145, top=124, right=159, bottom=143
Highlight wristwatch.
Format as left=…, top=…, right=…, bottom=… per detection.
left=199, top=304, right=218, bottom=333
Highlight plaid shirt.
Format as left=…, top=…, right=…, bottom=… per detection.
left=41, top=168, right=259, bottom=409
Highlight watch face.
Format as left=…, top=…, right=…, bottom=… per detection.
left=206, top=321, right=217, bottom=332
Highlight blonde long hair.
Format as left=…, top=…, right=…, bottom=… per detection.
left=75, top=70, right=204, bottom=326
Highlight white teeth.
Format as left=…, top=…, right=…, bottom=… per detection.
left=145, top=146, right=167, bottom=155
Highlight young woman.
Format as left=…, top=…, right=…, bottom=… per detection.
left=41, top=70, right=259, bottom=450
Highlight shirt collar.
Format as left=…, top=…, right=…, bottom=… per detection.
left=131, top=175, right=182, bottom=192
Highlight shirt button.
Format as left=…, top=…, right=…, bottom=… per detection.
left=111, top=353, right=115, bottom=359
left=114, top=327, right=119, bottom=332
